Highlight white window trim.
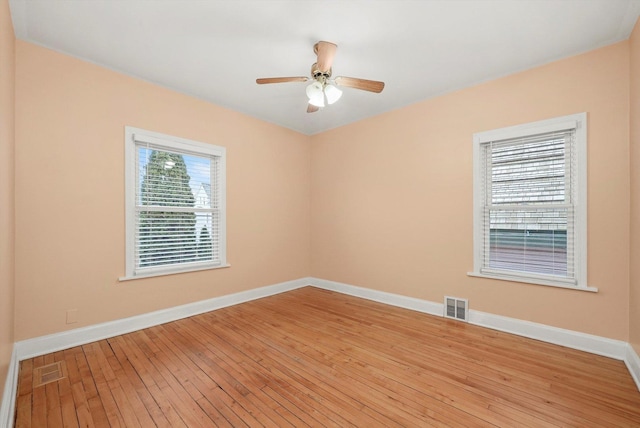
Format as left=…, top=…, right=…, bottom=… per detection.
left=121, top=126, right=229, bottom=281
left=468, top=113, right=596, bottom=292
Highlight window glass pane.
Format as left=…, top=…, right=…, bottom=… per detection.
left=488, top=208, right=568, bottom=276
left=138, top=147, right=211, bottom=207
left=189, top=154, right=213, bottom=209
left=136, top=147, right=214, bottom=269
left=136, top=211, right=198, bottom=267
left=196, top=221, right=213, bottom=262
left=491, top=136, right=566, bottom=205
left=483, top=131, right=573, bottom=279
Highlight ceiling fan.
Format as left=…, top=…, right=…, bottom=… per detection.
left=256, top=41, right=385, bottom=113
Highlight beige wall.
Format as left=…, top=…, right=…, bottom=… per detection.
left=311, top=41, right=631, bottom=340
left=7, top=15, right=640, bottom=348
left=630, top=19, right=640, bottom=354
left=14, top=41, right=311, bottom=340
left=0, top=0, right=15, bottom=404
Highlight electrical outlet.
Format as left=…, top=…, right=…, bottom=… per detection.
left=66, top=309, right=78, bottom=324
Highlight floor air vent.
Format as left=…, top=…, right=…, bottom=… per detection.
left=444, top=296, right=468, bottom=322
left=33, top=361, right=67, bottom=388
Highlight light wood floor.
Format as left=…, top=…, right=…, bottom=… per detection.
left=14, top=287, right=640, bottom=427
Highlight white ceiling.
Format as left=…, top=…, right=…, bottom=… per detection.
left=9, top=0, right=640, bottom=135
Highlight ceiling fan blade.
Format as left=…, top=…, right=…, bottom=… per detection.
left=314, top=41, right=337, bottom=72
left=335, top=76, right=385, bottom=93
left=307, top=104, right=319, bottom=113
left=256, top=77, right=309, bottom=84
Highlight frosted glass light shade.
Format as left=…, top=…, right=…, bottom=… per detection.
left=308, top=93, right=325, bottom=107
left=306, top=81, right=325, bottom=107
left=324, top=84, right=342, bottom=104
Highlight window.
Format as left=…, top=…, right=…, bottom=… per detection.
left=123, top=127, right=227, bottom=279
left=470, top=113, right=593, bottom=291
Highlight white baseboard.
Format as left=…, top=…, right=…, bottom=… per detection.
left=15, top=277, right=311, bottom=361
left=308, top=277, right=629, bottom=362
left=468, top=310, right=628, bottom=360
left=0, top=346, right=19, bottom=428
left=625, top=344, right=640, bottom=391
left=311, top=277, right=444, bottom=316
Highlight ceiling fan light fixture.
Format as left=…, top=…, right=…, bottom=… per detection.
left=306, top=81, right=325, bottom=107
left=308, top=93, right=325, bottom=108
left=324, top=84, right=342, bottom=105
left=306, top=81, right=322, bottom=98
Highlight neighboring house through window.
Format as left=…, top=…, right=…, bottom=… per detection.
left=123, top=127, right=227, bottom=279
left=470, top=113, right=594, bottom=291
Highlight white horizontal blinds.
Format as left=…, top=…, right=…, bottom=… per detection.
left=210, top=156, right=220, bottom=262
left=135, top=142, right=219, bottom=272
left=481, top=129, right=576, bottom=281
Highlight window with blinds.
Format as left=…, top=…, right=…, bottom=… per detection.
left=472, top=113, right=588, bottom=289
left=124, top=127, right=227, bottom=279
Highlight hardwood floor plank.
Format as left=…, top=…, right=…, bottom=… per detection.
left=30, top=356, right=48, bottom=428
left=262, top=288, right=637, bottom=422
left=15, top=287, right=640, bottom=427
left=73, top=348, right=109, bottom=427
left=62, top=348, right=92, bottom=428
left=18, top=359, right=33, bottom=397
left=154, top=322, right=293, bottom=428
left=238, top=294, right=528, bottom=424
left=69, top=382, right=94, bottom=428
left=15, top=358, right=33, bottom=428
left=196, top=309, right=475, bottom=427
left=228, top=302, right=544, bottom=425
left=128, top=331, right=221, bottom=427
left=52, top=351, right=79, bottom=428
left=91, top=342, right=141, bottom=428
left=43, top=354, right=64, bottom=428
left=111, top=335, right=188, bottom=427
left=186, top=313, right=399, bottom=427
left=15, top=393, right=31, bottom=428
left=98, top=341, right=158, bottom=427
left=107, top=337, right=172, bottom=427
left=82, top=343, right=125, bottom=428
left=320, top=294, right=637, bottom=424
left=133, top=329, right=238, bottom=427
left=132, top=328, right=258, bottom=427
left=260, top=384, right=337, bottom=428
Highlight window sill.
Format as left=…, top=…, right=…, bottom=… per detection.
left=467, top=272, right=598, bottom=293
left=119, top=263, right=231, bottom=282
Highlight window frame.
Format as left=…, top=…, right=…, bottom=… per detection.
left=469, top=113, right=596, bottom=292
left=121, top=126, right=228, bottom=281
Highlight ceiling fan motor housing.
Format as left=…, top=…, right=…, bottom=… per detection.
left=311, top=63, right=331, bottom=83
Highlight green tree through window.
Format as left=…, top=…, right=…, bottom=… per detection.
left=197, top=224, right=212, bottom=260
left=138, top=150, right=196, bottom=267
